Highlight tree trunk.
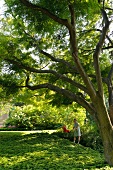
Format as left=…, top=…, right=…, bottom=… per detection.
left=98, top=116, right=113, bottom=166
left=109, top=104, right=113, bottom=125
left=95, top=95, right=113, bottom=165
left=108, top=85, right=113, bottom=125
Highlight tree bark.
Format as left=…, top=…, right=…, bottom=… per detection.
left=94, top=94, right=113, bottom=165
left=107, top=64, right=113, bottom=125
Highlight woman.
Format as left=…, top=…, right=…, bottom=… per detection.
left=73, top=119, right=81, bottom=144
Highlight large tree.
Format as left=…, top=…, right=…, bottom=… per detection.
left=0, top=0, right=113, bottom=165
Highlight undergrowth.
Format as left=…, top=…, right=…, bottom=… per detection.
left=0, top=132, right=112, bottom=170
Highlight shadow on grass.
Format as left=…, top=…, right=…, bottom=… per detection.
left=0, top=132, right=111, bottom=170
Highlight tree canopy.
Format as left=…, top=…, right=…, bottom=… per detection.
left=0, top=0, right=113, bottom=165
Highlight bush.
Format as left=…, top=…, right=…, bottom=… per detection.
left=4, top=105, right=63, bottom=130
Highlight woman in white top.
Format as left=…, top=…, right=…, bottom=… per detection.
left=73, top=118, right=81, bottom=144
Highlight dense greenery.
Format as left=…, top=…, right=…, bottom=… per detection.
left=0, top=106, right=103, bottom=153
left=0, top=131, right=111, bottom=170
left=0, top=0, right=113, bottom=165
left=3, top=100, right=85, bottom=129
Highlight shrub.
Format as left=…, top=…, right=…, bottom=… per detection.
left=4, top=105, right=63, bottom=130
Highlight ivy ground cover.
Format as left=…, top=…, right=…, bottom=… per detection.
left=0, top=132, right=112, bottom=170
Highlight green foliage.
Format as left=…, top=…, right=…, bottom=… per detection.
left=49, top=93, right=73, bottom=106
left=0, top=0, right=111, bottom=103
left=4, top=102, right=86, bottom=130
left=4, top=104, right=62, bottom=130
left=81, top=121, right=103, bottom=152
left=0, top=0, right=112, bottom=165
left=0, top=132, right=111, bottom=169
left=0, top=77, right=19, bottom=95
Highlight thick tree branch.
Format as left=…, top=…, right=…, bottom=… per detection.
left=104, top=64, right=113, bottom=124
left=73, top=55, right=97, bottom=98
left=108, top=64, right=113, bottom=81
left=5, top=58, right=89, bottom=94
left=25, top=82, right=96, bottom=115
left=93, top=9, right=110, bottom=96
left=40, top=50, right=77, bottom=71
left=107, top=64, right=113, bottom=105
left=66, top=3, right=97, bottom=101
left=68, top=2, right=75, bottom=26
left=20, top=0, right=71, bottom=29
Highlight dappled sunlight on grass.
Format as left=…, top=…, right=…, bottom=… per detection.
left=0, top=132, right=112, bottom=169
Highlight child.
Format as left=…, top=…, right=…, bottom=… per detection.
left=62, top=125, right=70, bottom=137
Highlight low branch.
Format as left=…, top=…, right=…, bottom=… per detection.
left=25, top=82, right=96, bottom=115
left=5, top=58, right=89, bottom=94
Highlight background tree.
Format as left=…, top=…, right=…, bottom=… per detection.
left=0, top=0, right=113, bottom=165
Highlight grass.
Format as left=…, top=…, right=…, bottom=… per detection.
left=0, top=131, right=112, bottom=170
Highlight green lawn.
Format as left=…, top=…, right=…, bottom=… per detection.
left=0, top=132, right=112, bottom=170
